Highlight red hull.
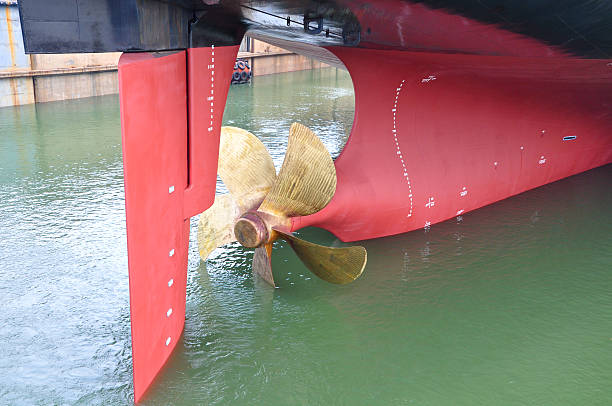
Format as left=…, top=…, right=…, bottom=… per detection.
left=294, top=48, right=612, bottom=240
left=117, top=10, right=612, bottom=402
left=17, top=0, right=612, bottom=401
left=119, top=45, right=611, bottom=401
left=118, top=46, right=612, bottom=402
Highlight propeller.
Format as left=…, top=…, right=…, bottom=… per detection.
left=197, top=123, right=367, bottom=287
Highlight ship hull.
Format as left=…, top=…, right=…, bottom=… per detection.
left=294, top=47, right=612, bottom=240
left=15, top=0, right=612, bottom=402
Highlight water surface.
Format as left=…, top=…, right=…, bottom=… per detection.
left=1, top=68, right=611, bottom=405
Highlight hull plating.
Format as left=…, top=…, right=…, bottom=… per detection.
left=294, top=48, right=612, bottom=240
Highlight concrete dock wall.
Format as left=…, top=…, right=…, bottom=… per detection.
left=29, top=53, right=120, bottom=103
left=1, top=2, right=122, bottom=109
left=1, top=1, right=328, bottom=107
left=239, top=40, right=328, bottom=76
left=1, top=0, right=34, bottom=106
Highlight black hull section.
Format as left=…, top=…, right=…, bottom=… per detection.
left=18, top=0, right=612, bottom=59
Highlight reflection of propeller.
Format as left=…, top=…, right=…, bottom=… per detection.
left=197, top=123, right=367, bottom=287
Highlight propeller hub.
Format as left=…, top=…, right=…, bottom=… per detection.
left=234, top=212, right=269, bottom=248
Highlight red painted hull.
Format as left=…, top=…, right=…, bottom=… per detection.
left=293, top=48, right=612, bottom=240
left=118, top=46, right=239, bottom=402
left=17, top=0, right=611, bottom=401
left=118, top=12, right=611, bottom=402
left=119, top=45, right=611, bottom=401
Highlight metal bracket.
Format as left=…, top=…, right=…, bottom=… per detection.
left=304, top=15, right=323, bottom=35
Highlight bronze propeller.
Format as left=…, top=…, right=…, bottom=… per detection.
left=197, top=123, right=367, bottom=287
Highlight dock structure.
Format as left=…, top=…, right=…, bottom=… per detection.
left=0, top=0, right=120, bottom=106
left=0, top=2, right=326, bottom=107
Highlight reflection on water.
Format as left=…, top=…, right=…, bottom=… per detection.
left=1, top=68, right=611, bottom=405
left=0, top=97, right=132, bottom=405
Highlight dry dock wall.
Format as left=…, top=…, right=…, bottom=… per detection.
left=241, top=40, right=329, bottom=76
left=28, top=53, right=120, bottom=103
left=0, top=2, right=132, bottom=107
left=1, top=0, right=34, bottom=106
left=1, top=1, right=328, bottom=107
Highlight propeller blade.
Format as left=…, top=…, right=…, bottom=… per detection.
left=197, top=194, right=242, bottom=261
left=259, top=123, right=336, bottom=217
left=253, top=242, right=275, bottom=287
left=218, top=126, right=276, bottom=212
left=203, top=124, right=363, bottom=288
left=275, top=229, right=366, bottom=285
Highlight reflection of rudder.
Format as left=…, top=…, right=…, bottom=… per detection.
left=118, top=45, right=238, bottom=402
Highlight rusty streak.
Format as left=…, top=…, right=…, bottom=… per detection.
left=5, top=6, right=16, bottom=68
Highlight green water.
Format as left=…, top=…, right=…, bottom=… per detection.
left=1, top=68, right=611, bottom=405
